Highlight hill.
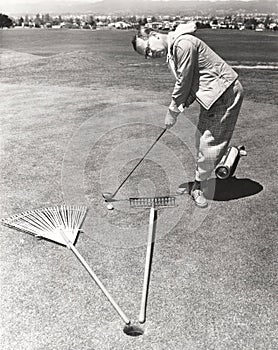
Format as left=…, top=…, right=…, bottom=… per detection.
left=3, top=0, right=278, bottom=16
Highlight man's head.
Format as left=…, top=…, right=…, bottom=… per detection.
left=132, top=28, right=169, bottom=59
left=132, top=22, right=197, bottom=59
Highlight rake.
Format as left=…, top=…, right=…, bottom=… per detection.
left=0, top=205, right=130, bottom=325
left=130, top=196, right=176, bottom=324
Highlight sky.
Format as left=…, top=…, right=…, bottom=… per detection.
left=0, top=0, right=260, bottom=5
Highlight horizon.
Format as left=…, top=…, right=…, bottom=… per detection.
left=0, top=0, right=274, bottom=17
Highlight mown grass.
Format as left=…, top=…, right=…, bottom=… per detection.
left=0, top=28, right=277, bottom=350
left=0, top=28, right=277, bottom=104
left=196, top=29, right=278, bottom=63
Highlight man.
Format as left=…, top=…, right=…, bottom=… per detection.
left=132, top=22, right=244, bottom=208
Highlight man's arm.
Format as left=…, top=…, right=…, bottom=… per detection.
left=165, top=38, right=197, bottom=129
left=171, top=39, right=197, bottom=109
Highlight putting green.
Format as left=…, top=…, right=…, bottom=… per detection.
left=0, top=54, right=277, bottom=349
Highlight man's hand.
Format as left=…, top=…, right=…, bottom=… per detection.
left=165, top=109, right=180, bottom=129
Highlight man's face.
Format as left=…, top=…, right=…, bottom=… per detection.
left=132, top=32, right=167, bottom=58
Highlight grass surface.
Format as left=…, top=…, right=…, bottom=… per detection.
left=0, top=28, right=277, bottom=350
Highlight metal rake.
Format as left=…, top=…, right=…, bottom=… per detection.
left=130, top=196, right=176, bottom=323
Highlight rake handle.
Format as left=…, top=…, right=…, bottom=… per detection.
left=138, top=206, right=157, bottom=324
left=60, top=231, right=130, bottom=325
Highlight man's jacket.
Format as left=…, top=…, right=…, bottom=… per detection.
left=168, top=24, right=238, bottom=110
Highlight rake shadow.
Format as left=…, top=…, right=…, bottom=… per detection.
left=206, top=177, right=263, bottom=201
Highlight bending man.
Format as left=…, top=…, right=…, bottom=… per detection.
left=132, top=22, right=244, bottom=208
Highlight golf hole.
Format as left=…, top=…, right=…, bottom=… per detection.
left=123, top=325, right=144, bottom=337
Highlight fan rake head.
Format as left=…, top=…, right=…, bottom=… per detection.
left=0, top=205, right=88, bottom=246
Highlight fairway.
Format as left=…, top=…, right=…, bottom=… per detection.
left=0, top=28, right=277, bottom=350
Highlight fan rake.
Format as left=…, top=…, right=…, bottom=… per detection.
left=1, top=205, right=130, bottom=325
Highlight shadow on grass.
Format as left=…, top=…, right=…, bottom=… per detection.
left=206, top=177, right=263, bottom=201
left=177, top=177, right=263, bottom=202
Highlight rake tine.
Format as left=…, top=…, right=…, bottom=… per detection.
left=34, top=209, right=56, bottom=230
left=21, top=213, right=51, bottom=233
left=129, top=196, right=176, bottom=209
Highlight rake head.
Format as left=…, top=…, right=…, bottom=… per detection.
left=1, top=205, right=88, bottom=246
left=129, top=196, right=176, bottom=209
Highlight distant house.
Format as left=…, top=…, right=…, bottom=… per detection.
left=163, top=21, right=170, bottom=30
left=269, top=22, right=277, bottom=30
left=114, top=21, right=131, bottom=29
left=210, top=20, right=219, bottom=29
left=219, top=22, right=228, bottom=29
left=255, top=23, right=265, bottom=31
left=82, top=24, right=92, bottom=30
left=210, top=23, right=219, bottom=30
left=96, top=21, right=105, bottom=27
left=145, top=22, right=163, bottom=30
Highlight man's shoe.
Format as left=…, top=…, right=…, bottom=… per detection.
left=191, top=189, right=208, bottom=208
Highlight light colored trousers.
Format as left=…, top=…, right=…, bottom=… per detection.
left=195, top=79, right=244, bottom=182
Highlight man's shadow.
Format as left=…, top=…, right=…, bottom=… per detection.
left=178, top=177, right=263, bottom=201
left=205, top=177, right=263, bottom=201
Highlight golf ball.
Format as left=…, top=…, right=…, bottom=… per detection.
left=107, top=203, right=114, bottom=210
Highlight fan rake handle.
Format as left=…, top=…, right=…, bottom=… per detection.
left=60, top=231, right=130, bottom=325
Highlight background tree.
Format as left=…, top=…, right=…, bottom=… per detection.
left=138, top=17, right=147, bottom=26
left=24, top=14, right=29, bottom=25
left=129, top=16, right=137, bottom=24
left=0, top=14, right=13, bottom=28
left=88, top=16, right=96, bottom=29
left=18, top=17, right=24, bottom=26
left=75, top=17, right=81, bottom=27
left=244, top=17, right=258, bottom=30
left=35, top=13, right=41, bottom=28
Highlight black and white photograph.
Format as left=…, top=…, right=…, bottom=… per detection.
left=0, top=0, right=277, bottom=349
